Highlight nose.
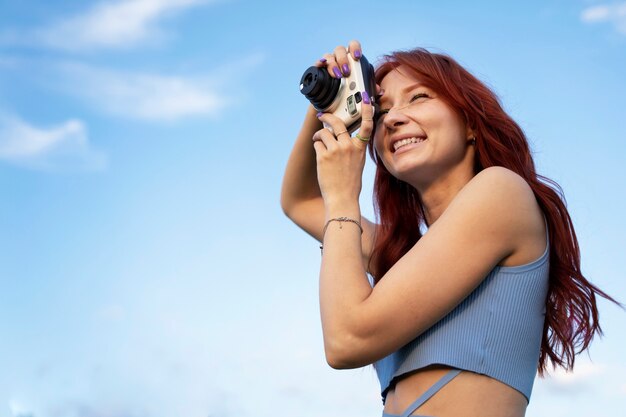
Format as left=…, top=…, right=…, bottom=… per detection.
left=383, top=106, right=411, bottom=130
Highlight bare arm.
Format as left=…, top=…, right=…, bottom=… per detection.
left=280, top=44, right=377, bottom=270
left=320, top=167, right=548, bottom=369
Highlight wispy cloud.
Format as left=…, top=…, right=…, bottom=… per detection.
left=3, top=0, right=213, bottom=52
left=581, top=2, right=626, bottom=35
left=0, top=114, right=107, bottom=172
left=48, top=400, right=146, bottom=417
left=9, top=400, right=35, bottom=417
left=541, top=360, right=606, bottom=393
left=54, top=61, right=233, bottom=121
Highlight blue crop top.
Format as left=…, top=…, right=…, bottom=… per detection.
left=375, top=232, right=550, bottom=404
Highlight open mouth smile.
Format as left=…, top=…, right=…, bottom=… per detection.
left=392, top=136, right=427, bottom=152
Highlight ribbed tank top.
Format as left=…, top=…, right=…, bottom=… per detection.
left=375, top=234, right=550, bottom=404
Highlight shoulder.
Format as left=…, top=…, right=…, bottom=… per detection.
left=358, top=167, right=542, bottom=351
left=451, top=166, right=537, bottom=221
left=438, top=167, right=541, bottom=252
left=467, top=166, right=534, bottom=201
left=446, top=166, right=545, bottom=262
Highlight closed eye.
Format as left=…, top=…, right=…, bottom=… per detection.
left=375, top=93, right=429, bottom=124
left=410, top=93, right=430, bottom=101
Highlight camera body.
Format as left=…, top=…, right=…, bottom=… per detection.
left=299, top=53, right=376, bottom=134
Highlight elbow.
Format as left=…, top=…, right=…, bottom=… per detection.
left=279, top=192, right=294, bottom=219
left=323, top=333, right=370, bottom=369
left=326, top=354, right=357, bottom=370
left=324, top=345, right=349, bottom=369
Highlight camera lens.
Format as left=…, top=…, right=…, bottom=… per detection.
left=299, top=66, right=341, bottom=110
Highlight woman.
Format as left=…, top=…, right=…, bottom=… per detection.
left=281, top=40, right=617, bottom=417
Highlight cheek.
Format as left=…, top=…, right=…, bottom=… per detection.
left=430, top=110, right=466, bottom=145
left=373, top=130, right=385, bottom=155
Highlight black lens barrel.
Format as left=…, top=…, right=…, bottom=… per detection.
left=299, top=66, right=341, bottom=110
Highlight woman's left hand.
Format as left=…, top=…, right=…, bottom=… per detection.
left=312, top=91, right=375, bottom=209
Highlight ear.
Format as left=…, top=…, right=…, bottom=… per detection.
left=465, top=127, right=477, bottom=146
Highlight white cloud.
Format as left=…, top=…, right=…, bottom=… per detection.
left=581, top=2, right=626, bottom=35
left=541, top=360, right=606, bottom=393
left=47, top=400, right=147, bottom=417
left=551, top=361, right=604, bottom=383
left=55, top=62, right=230, bottom=121
left=9, top=400, right=35, bottom=417
left=41, top=0, right=212, bottom=51
left=0, top=114, right=107, bottom=171
left=581, top=5, right=612, bottom=22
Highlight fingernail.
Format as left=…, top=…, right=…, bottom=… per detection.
left=316, top=112, right=323, bottom=118
left=362, top=91, right=370, bottom=104
left=319, top=58, right=327, bottom=63
left=333, top=67, right=342, bottom=78
left=354, top=49, right=362, bottom=59
left=342, top=64, right=350, bottom=76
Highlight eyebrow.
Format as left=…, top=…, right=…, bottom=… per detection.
left=377, top=82, right=424, bottom=106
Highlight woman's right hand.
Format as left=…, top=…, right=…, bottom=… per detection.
left=282, top=39, right=379, bottom=273
left=310, top=40, right=383, bottom=120
left=314, top=40, right=363, bottom=79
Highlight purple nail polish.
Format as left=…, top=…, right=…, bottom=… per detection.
left=316, top=112, right=323, bottom=118
left=362, top=91, right=370, bottom=105
left=333, top=67, right=342, bottom=78
left=342, top=63, right=350, bottom=75
left=319, top=58, right=327, bottom=63
left=354, top=49, right=362, bottom=59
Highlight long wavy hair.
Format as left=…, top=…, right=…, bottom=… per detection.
left=367, top=48, right=620, bottom=375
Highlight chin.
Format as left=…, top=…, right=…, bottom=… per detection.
left=388, top=155, right=428, bottom=178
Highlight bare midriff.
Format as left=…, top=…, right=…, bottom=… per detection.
left=382, top=365, right=528, bottom=417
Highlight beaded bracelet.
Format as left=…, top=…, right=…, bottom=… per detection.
left=320, top=217, right=363, bottom=253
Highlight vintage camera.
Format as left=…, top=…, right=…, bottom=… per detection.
left=299, top=52, right=376, bottom=134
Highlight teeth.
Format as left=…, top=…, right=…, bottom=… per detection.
left=393, top=137, right=425, bottom=151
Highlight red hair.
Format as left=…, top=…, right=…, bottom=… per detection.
left=367, top=48, right=620, bottom=375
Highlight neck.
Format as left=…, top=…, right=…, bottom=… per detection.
left=412, top=159, right=476, bottom=227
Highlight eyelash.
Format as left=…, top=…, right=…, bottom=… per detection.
left=409, top=93, right=429, bottom=101
left=377, top=93, right=430, bottom=117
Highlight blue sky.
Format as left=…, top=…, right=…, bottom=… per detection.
left=0, top=1, right=625, bottom=416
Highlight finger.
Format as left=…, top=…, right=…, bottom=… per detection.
left=312, top=125, right=340, bottom=151
left=323, top=54, right=343, bottom=79
left=356, top=91, right=374, bottom=145
left=314, top=53, right=333, bottom=68
left=347, top=40, right=362, bottom=60
left=334, top=45, right=350, bottom=77
left=311, top=130, right=323, bottom=143
left=312, top=138, right=327, bottom=156
left=317, top=112, right=350, bottom=141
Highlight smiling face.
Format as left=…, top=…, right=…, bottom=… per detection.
left=373, top=65, right=475, bottom=189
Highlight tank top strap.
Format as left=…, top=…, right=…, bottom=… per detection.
left=400, top=369, right=462, bottom=417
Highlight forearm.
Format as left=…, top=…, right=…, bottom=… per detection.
left=319, top=200, right=373, bottom=368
